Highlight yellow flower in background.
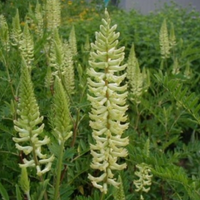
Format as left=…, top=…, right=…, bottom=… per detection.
left=20, top=21, right=25, bottom=26
left=68, top=0, right=72, bottom=5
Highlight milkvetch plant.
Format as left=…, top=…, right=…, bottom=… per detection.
left=1, top=1, right=200, bottom=199
left=87, top=9, right=129, bottom=194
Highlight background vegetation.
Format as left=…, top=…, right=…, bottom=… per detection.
left=0, top=0, right=200, bottom=199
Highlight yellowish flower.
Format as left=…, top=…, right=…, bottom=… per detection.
left=68, top=0, right=72, bottom=5
left=20, top=21, right=25, bottom=26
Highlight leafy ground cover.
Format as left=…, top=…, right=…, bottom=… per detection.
left=0, top=0, right=200, bottom=199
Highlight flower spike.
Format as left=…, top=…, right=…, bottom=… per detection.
left=87, top=9, right=129, bottom=194
left=13, top=59, right=54, bottom=176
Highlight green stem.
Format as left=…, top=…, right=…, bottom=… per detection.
left=71, top=108, right=79, bottom=147
left=3, top=57, right=16, bottom=100
left=26, top=192, right=31, bottom=200
left=60, top=109, right=80, bottom=183
left=53, top=141, right=64, bottom=200
left=100, top=192, right=105, bottom=200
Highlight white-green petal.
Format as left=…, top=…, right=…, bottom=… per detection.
left=15, top=144, right=33, bottom=155
left=13, top=136, right=30, bottom=143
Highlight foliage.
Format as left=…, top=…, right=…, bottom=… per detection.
left=0, top=0, right=200, bottom=200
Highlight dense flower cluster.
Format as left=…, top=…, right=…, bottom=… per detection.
left=87, top=9, right=129, bottom=194
left=134, top=163, right=153, bottom=200
left=13, top=61, right=54, bottom=176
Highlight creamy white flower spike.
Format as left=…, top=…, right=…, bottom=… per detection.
left=134, top=163, right=153, bottom=200
left=87, top=9, right=129, bottom=194
left=13, top=60, right=54, bottom=176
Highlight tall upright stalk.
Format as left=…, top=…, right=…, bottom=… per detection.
left=53, top=141, right=64, bottom=200
left=52, top=77, right=72, bottom=199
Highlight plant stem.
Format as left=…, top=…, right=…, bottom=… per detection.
left=26, top=192, right=31, bottom=200
left=100, top=192, right=105, bottom=200
left=53, top=141, right=64, bottom=200
left=3, top=57, right=16, bottom=100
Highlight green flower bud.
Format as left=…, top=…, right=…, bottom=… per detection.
left=19, top=167, right=30, bottom=195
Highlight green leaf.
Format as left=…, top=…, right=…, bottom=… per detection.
left=15, top=185, right=22, bottom=200
left=0, top=182, right=9, bottom=200
left=162, top=135, right=180, bottom=151
left=31, top=179, right=49, bottom=200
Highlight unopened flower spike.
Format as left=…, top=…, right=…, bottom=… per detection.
left=159, top=19, right=170, bottom=59
left=19, top=23, right=34, bottom=68
left=172, top=57, right=180, bottom=75
left=127, top=43, right=150, bottom=104
left=11, top=9, right=22, bottom=46
left=87, top=9, right=129, bottom=194
left=45, top=0, right=61, bottom=31
left=169, top=22, right=176, bottom=49
left=52, top=76, right=72, bottom=144
left=34, top=0, right=44, bottom=37
left=0, top=15, right=10, bottom=52
left=69, top=25, right=77, bottom=57
left=49, top=28, right=75, bottom=97
left=19, top=167, right=30, bottom=198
